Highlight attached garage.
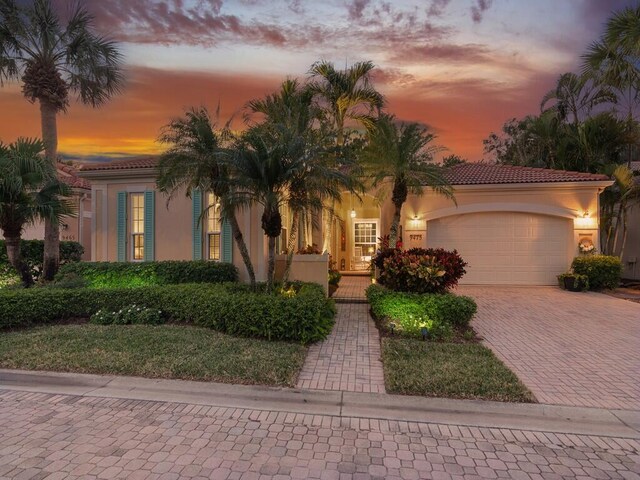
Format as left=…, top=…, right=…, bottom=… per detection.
left=427, top=212, right=574, bottom=285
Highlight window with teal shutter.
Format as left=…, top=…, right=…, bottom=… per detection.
left=116, top=192, right=127, bottom=261
left=221, top=218, right=233, bottom=263
left=192, top=190, right=203, bottom=260
left=143, top=191, right=155, bottom=261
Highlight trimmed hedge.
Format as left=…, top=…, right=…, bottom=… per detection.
left=571, top=255, right=622, bottom=291
left=366, top=284, right=477, bottom=340
left=0, top=282, right=334, bottom=343
left=0, top=240, right=84, bottom=284
left=56, top=260, right=238, bottom=288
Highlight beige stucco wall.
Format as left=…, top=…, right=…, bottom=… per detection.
left=620, top=201, right=640, bottom=280
left=89, top=176, right=268, bottom=283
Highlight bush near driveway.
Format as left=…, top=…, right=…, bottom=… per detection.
left=0, top=282, right=335, bottom=343
left=383, top=338, right=534, bottom=402
left=0, top=324, right=307, bottom=387
left=55, top=260, right=238, bottom=288
left=571, top=255, right=622, bottom=291
left=366, top=284, right=477, bottom=340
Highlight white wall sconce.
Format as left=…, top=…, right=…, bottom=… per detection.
left=350, top=209, right=356, bottom=219
left=574, top=211, right=597, bottom=229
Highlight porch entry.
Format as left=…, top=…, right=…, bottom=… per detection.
left=351, top=219, right=378, bottom=271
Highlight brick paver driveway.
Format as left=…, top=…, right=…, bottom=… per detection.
left=457, top=286, right=640, bottom=410
left=1, top=390, right=638, bottom=480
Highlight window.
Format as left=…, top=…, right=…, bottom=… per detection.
left=131, top=193, right=144, bottom=260
left=206, top=193, right=221, bottom=260
left=354, top=221, right=377, bottom=257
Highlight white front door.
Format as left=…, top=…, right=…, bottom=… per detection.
left=352, top=220, right=378, bottom=270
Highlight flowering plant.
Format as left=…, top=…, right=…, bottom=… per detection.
left=90, top=304, right=164, bottom=325
left=578, top=242, right=595, bottom=254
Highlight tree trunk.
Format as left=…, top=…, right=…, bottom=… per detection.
left=612, top=201, right=625, bottom=255
left=40, top=100, right=60, bottom=281
left=388, top=202, right=402, bottom=248
left=283, top=210, right=300, bottom=283
left=3, top=234, right=34, bottom=287
left=321, top=202, right=334, bottom=253
left=227, top=213, right=256, bottom=289
left=267, top=236, right=276, bottom=293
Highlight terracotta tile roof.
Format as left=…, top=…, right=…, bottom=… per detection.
left=443, top=163, right=610, bottom=185
left=78, top=156, right=158, bottom=172
left=57, top=163, right=90, bottom=190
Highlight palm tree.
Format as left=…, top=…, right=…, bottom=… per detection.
left=307, top=60, right=385, bottom=252
left=156, top=107, right=256, bottom=288
left=0, top=0, right=123, bottom=279
left=361, top=114, right=454, bottom=247
left=0, top=138, right=73, bottom=287
left=246, top=79, right=354, bottom=280
left=602, top=164, right=640, bottom=258
left=541, top=72, right=616, bottom=126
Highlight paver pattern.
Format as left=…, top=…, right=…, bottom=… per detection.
left=297, top=302, right=385, bottom=393
left=1, top=390, right=638, bottom=480
left=332, top=275, right=370, bottom=302
left=458, top=286, right=640, bottom=410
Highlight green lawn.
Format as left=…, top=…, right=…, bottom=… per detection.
left=0, top=324, right=307, bottom=387
left=382, top=338, right=535, bottom=402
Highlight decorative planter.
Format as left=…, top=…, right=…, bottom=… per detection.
left=561, top=276, right=588, bottom=292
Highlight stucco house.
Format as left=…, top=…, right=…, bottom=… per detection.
left=5, top=163, right=92, bottom=259
left=79, top=158, right=612, bottom=286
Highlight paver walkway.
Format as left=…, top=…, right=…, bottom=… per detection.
left=297, top=302, right=385, bottom=393
left=458, top=286, right=640, bottom=410
left=1, top=389, right=638, bottom=480
left=332, top=275, right=370, bottom=302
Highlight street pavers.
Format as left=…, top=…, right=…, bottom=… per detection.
left=458, top=286, right=640, bottom=410
left=1, top=389, right=638, bottom=479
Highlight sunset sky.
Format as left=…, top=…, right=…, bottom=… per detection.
left=0, top=0, right=634, bottom=162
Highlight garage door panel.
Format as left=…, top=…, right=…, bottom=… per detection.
left=427, top=212, right=573, bottom=285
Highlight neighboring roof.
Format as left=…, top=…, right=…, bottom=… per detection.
left=57, top=163, right=90, bottom=190
left=78, top=156, right=158, bottom=172
left=443, top=163, right=610, bottom=186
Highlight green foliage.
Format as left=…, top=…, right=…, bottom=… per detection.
left=90, top=305, right=164, bottom=325
left=366, top=284, right=477, bottom=341
left=557, top=273, right=590, bottom=292
left=0, top=282, right=335, bottom=343
left=570, top=255, right=622, bottom=290
left=0, top=240, right=84, bottom=284
left=55, top=261, right=238, bottom=288
left=328, top=270, right=342, bottom=286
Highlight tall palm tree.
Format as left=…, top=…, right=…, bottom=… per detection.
left=604, top=164, right=640, bottom=258
left=0, top=138, right=73, bottom=287
left=0, top=0, right=123, bottom=279
left=307, top=60, right=384, bottom=252
left=541, top=72, right=616, bottom=126
left=246, top=79, right=354, bottom=280
left=156, top=107, right=256, bottom=288
left=361, top=114, right=454, bottom=247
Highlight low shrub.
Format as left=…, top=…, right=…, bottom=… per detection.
left=570, top=255, right=622, bottom=291
left=374, top=248, right=467, bottom=294
left=90, top=305, right=164, bottom=325
left=366, top=284, right=477, bottom=341
left=0, top=240, right=84, bottom=284
left=55, top=260, right=238, bottom=288
left=557, top=273, right=589, bottom=292
left=0, top=282, right=334, bottom=343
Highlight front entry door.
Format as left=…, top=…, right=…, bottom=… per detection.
left=352, top=220, right=378, bottom=271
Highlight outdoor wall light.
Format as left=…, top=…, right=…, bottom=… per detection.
left=350, top=209, right=356, bottom=218
left=574, top=211, right=596, bottom=229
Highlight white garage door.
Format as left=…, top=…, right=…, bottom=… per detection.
left=427, top=212, right=573, bottom=285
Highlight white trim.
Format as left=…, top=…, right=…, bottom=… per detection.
left=423, top=203, right=579, bottom=221
left=90, top=188, right=97, bottom=261
left=101, top=189, right=107, bottom=261
left=125, top=185, right=148, bottom=193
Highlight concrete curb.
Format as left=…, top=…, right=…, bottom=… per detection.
left=1, top=369, right=638, bottom=439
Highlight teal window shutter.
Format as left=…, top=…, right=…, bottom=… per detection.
left=143, top=190, right=155, bottom=261
left=221, top=218, right=233, bottom=263
left=192, top=190, right=203, bottom=260
left=116, top=192, right=127, bottom=262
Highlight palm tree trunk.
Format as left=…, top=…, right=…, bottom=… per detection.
left=227, top=213, right=256, bottom=289
left=267, top=236, right=276, bottom=293
left=612, top=201, right=625, bottom=255
left=321, top=202, right=333, bottom=253
left=3, top=234, right=34, bottom=287
left=283, top=210, right=300, bottom=283
left=40, top=100, right=60, bottom=281
left=389, top=202, right=403, bottom=248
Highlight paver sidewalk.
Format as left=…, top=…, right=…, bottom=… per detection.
left=297, top=302, right=386, bottom=393
left=1, top=389, right=638, bottom=480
